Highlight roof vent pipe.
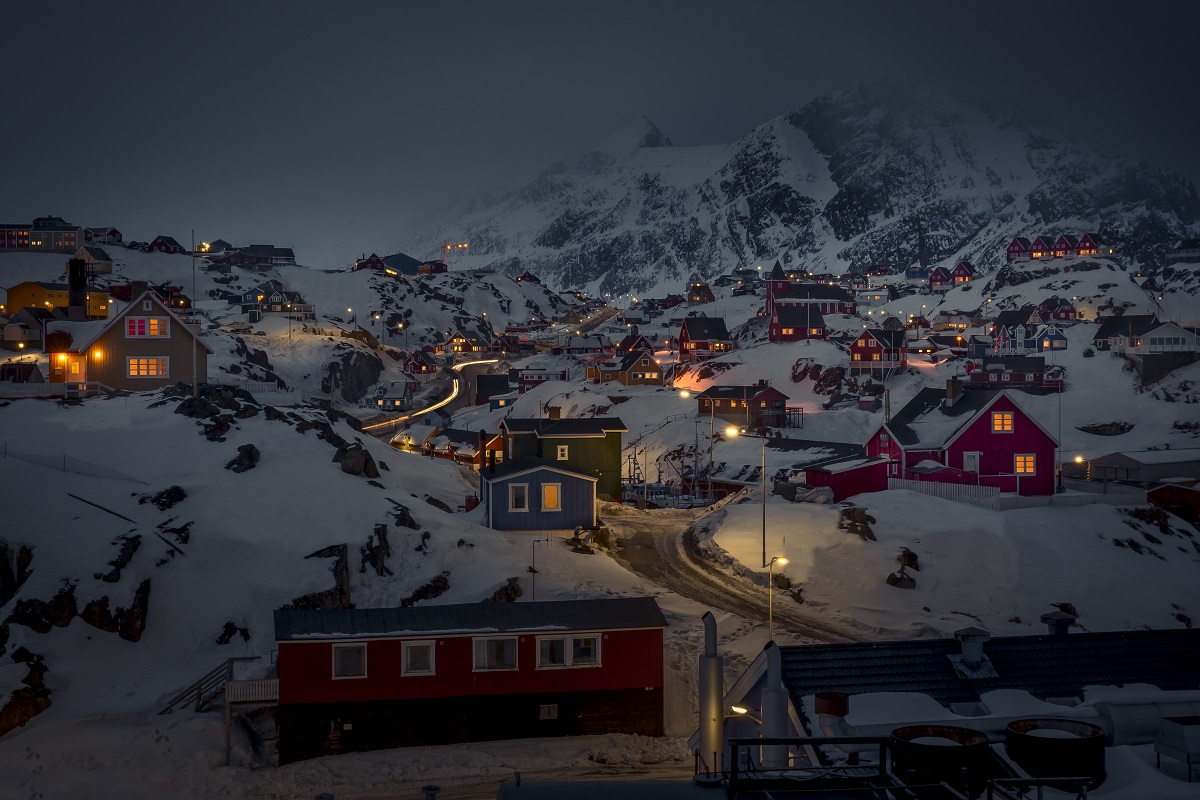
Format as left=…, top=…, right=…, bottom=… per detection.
left=761, top=643, right=789, bottom=768
left=1040, top=610, right=1075, bottom=636
left=695, top=611, right=723, bottom=784
left=955, top=627, right=990, bottom=671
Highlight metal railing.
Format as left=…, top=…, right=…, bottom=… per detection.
left=159, top=657, right=261, bottom=714
left=225, top=678, right=278, bottom=703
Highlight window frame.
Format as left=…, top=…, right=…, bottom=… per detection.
left=541, top=483, right=562, bottom=512
left=473, top=636, right=519, bottom=672
left=509, top=483, right=529, bottom=513
left=125, top=316, right=170, bottom=338
left=992, top=411, right=1014, bottom=433
left=556, top=445, right=569, bottom=461
left=536, top=634, right=602, bottom=669
left=331, top=643, right=367, bottom=680
left=1015, top=454, right=1036, bottom=475
left=401, top=640, right=436, bottom=676
left=127, top=356, right=169, bottom=378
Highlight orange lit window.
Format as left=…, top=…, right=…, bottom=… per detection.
left=1015, top=455, right=1035, bottom=474
left=992, top=412, right=1014, bottom=432
left=127, top=357, right=168, bottom=377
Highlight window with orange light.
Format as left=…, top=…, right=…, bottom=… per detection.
left=992, top=412, right=1014, bottom=433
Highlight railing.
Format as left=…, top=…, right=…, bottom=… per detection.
left=243, top=381, right=303, bottom=406
left=890, top=478, right=1146, bottom=511
left=225, top=678, right=278, bottom=703
left=987, top=777, right=1091, bottom=799
left=159, top=656, right=261, bottom=714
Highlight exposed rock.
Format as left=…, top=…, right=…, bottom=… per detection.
left=378, top=460, right=390, bottom=471
left=414, top=531, right=431, bottom=553
left=227, top=363, right=242, bottom=375
left=6, top=582, right=77, bottom=633
left=886, top=570, right=916, bottom=589
left=204, top=414, right=234, bottom=441
left=1077, top=421, right=1135, bottom=436
left=424, top=495, right=452, bottom=513
left=80, top=596, right=119, bottom=633
left=1052, top=602, right=1079, bottom=618
left=838, top=505, right=877, bottom=540
left=216, top=621, right=251, bottom=645
left=386, top=500, right=421, bottom=530
left=263, top=406, right=287, bottom=422
left=226, top=443, right=261, bottom=473
left=95, top=535, right=141, bottom=583
left=285, top=545, right=352, bottom=610
left=401, top=572, right=450, bottom=607
left=0, top=541, right=33, bottom=607
left=0, top=653, right=51, bottom=738
left=140, top=485, right=187, bottom=510
left=173, top=397, right=220, bottom=419
left=233, top=404, right=260, bottom=419
left=79, top=580, right=151, bottom=642
left=297, top=418, right=350, bottom=450
left=360, top=524, right=393, bottom=577
left=321, top=349, right=385, bottom=403
left=897, top=547, right=920, bottom=572
left=487, top=577, right=523, bottom=603
left=159, top=520, right=192, bottom=544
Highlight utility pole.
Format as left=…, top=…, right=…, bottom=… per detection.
left=191, top=229, right=197, bottom=398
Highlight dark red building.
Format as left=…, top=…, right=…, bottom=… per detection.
left=768, top=304, right=826, bottom=342
left=1006, top=236, right=1031, bottom=262
left=149, top=235, right=186, bottom=254
left=764, top=262, right=857, bottom=316
left=801, top=456, right=889, bottom=501
left=928, top=265, right=952, bottom=293
left=1028, top=234, right=1055, bottom=260
left=679, top=316, right=734, bottom=362
left=849, top=329, right=907, bottom=378
left=1052, top=234, right=1079, bottom=258
left=867, top=381, right=1058, bottom=496
left=273, top=598, right=667, bottom=763
left=355, top=253, right=386, bottom=271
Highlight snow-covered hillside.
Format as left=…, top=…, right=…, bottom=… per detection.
left=401, top=83, right=1200, bottom=296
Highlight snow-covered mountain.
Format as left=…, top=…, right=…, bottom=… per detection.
left=404, top=83, right=1200, bottom=296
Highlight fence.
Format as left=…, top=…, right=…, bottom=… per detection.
left=0, top=383, right=59, bottom=398
left=243, top=381, right=303, bottom=406
left=2, top=443, right=148, bottom=484
left=889, top=477, right=1146, bottom=511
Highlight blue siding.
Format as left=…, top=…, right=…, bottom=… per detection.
left=485, top=469, right=595, bottom=531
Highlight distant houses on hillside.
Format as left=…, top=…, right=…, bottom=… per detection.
left=1006, top=233, right=1111, bottom=263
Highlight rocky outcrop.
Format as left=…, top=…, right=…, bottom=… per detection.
left=359, top=524, right=393, bottom=577
left=488, top=577, right=523, bottom=603
left=332, top=442, right=379, bottom=478
left=0, top=541, right=33, bottom=607
left=140, top=485, right=187, bottom=510
left=6, top=582, right=77, bottom=634
left=226, top=443, right=261, bottom=473
left=321, top=347, right=384, bottom=403
left=95, top=535, right=141, bottom=583
left=79, top=579, right=151, bottom=642
left=400, top=572, right=449, bottom=607
left=0, top=650, right=51, bottom=738
left=285, top=545, right=352, bottom=610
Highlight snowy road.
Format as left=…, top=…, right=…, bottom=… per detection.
left=603, top=505, right=863, bottom=645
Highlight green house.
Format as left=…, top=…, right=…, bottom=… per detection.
left=499, top=416, right=627, bottom=499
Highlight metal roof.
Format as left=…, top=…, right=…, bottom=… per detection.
left=501, top=417, right=628, bottom=437
left=1094, top=314, right=1159, bottom=342
left=274, top=597, right=666, bottom=641
left=481, top=456, right=597, bottom=483
left=778, top=629, right=1200, bottom=707
left=680, top=317, right=731, bottom=341
left=775, top=304, right=825, bottom=328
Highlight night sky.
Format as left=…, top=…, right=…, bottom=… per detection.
left=3, top=0, right=1196, bottom=267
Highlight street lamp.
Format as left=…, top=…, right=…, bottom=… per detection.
left=398, top=321, right=408, bottom=351
left=766, top=556, right=788, bottom=642
left=726, top=426, right=768, bottom=568
left=1074, top=454, right=1091, bottom=481
left=347, top=307, right=354, bottom=325
left=529, top=536, right=552, bottom=601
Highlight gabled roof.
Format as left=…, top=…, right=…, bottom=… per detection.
left=617, top=350, right=659, bottom=372
left=680, top=317, right=731, bottom=341
left=774, top=304, right=825, bottom=328
left=501, top=417, right=628, bottom=437
left=953, top=260, right=975, bottom=274
left=1055, top=234, right=1079, bottom=248
left=993, top=305, right=1038, bottom=333
left=854, top=329, right=905, bottom=349
left=774, top=628, right=1200, bottom=708
left=616, top=334, right=652, bottom=351
left=481, top=456, right=597, bottom=483
left=153, top=235, right=184, bottom=249
left=25, top=281, right=105, bottom=293
left=885, top=388, right=1054, bottom=450
left=1009, top=236, right=1031, bottom=249
left=274, top=597, right=666, bottom=641
left=1094, top=314, right=1159, bottom=342
left=695, top=384, right=790, bottom=402
left=431, top=426, right=501, bottom=448
left=72, top=291, right=215, bottom=354
left=777, top=282, right=852, bottom=302
left=768, top=260, right=786, bottom=280
left=475, top=374, right=511, bottom=395
left=78, top=246, right=112, bottom=261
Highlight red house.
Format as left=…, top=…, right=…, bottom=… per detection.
left=1006, top=236, right=1031, bottom=263
left=1028, top=235, right=1055, bottom=260
left=768, top=304, right=826, bottom=342
left=1076, top=233, right=1108, bottom=257
left=679, top=316, right=734, bottom=363
left=404, top=350, right=441, bottom=377
left=928, top=265, right=953, bottom=293
left=1038, top=295, right=1077, bottom=322
left=1053, top=234, right=1079, bottom=259
left=849, top=329, right=907, bottom=378
left=355, top=253, right=386, bottom=271
left=84, top=226, right=122, bottom=245
left=694, top=382, right=790, bottom=428
left=867, top=381, right=1058, bottom=496
left=273, top=598, right=667, bottom=763
left=765, top=262, right=857, bottom=316
left=615, top=334, right=654, bottom=356
left=417, top=260, right=448, bottom=275
left=516, top=365, right=568, bottom=393
left=149, top=235, right=186, bottom=254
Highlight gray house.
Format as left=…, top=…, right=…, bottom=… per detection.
left=480, top=458, right=597, bottom=531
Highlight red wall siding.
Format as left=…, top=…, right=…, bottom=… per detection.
left=945, top=396, right=1056, bottom=496
left=279, top=628, right=663, bottom=705
left=806, top=462, right=887, bottom=501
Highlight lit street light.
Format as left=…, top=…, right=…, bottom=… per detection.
left=766, top=556, right=788, bottom=642
left=726, top=425, right=769, bottom=568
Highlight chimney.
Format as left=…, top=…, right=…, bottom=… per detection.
left=67, top=259, right=87, bottom=321
left=1040, top=610, right=1076, bottom=636
left=944, top=377, right=964, bottom=408
left=131, top=280, right=150, bottom=303
left=954, top=626, right=991, bottom=671
left=547, top=405, right=561, bottom=421
left=695, top=612, right=724, bottom=783
left=421, top=786, right=440, bottom=800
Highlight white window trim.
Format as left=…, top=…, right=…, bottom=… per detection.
left=963, top=451, right=982, bottom=473
left=331, top=643, right=367, bottom=680
left=473, top=636, right=519, bottom=672
left=125, top=316, right=171, bottom=338
left=535, top=634, right=602, bottom=670
left=992, top=412, right=1014, bottom=433
left=1015, top=454, right=1037, bottom=475
left=509, top=483, right=529, bottom=513
left=542, top=483, right=562, bottom=512
left=126, top=356, right=169, bottom=379
left=556, top=445, right=569, bottom=460
left=401, top=640, right=436, bottom=676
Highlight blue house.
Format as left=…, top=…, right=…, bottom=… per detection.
left=481, top=458, right=597, bottom=531
left=489, top=390, right=519, bottom=411
left=359, top=380, right=415, bottom=411
left=967, top=335, right=992, bottom=358
left=1033, top=324, right=1068, bottom=352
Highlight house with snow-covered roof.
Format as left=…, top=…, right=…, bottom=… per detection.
left=866, top=380, right=1057, bottom=495
left=148, top=235, right=186, bottom=254
left=679, top=316, right=734, bottom=362
left=768, top=304, right=825, bottom=342
left=849, top=329, right=907, bottom=379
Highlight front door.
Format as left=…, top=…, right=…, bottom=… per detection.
left=963, top=452, right=981, bottom=473
left=66, top=355, right=86, bottom=383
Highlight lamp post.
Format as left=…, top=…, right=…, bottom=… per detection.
left=766, top=556, right=788, bottom=642
left=347, top=307, right=354, bottom=326
left=398, top=321, right=408, bottom=351
left=374, top=313, right=381, bottom=340
left=726, top=426, right=768, bottom=568
left=530, top=536, right=551, bottom=601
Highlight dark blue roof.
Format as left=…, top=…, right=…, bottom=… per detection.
left=778, top=629, right=1200, bottom=708
left=275, top=597, right=666, bottom=640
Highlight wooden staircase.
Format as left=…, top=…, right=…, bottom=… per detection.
left=159, top=657, right=271, bottom=714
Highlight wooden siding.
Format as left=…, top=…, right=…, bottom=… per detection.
left=945, top=396, right=1056, bottom=496
left=278, top=627, right=663, bottom=706
left=486, top=469, right=596, bottom=530
left=804, top=462, right=887, bottom=501
left=277, top=686, right=663, bottom=763
left=507, top=433, right=622, bottom=499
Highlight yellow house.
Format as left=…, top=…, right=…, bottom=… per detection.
left=6, top=281, right=109, bottom=319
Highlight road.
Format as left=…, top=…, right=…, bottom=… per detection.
left=361, top=359, right=499, bottom=438
left=603, top=504, right=863, bottom=644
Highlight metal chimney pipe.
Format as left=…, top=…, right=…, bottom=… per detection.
left=1040, top=610, right=1075, bottom=636
left=67, top=258, right=87, bottom=321
left=761, top=642, right=789, bottom=769
left=421, top=786, right=440, bottom=800
left=696, top=611, right=723, bottom=783
left=955, top=627, right=990, bottom=671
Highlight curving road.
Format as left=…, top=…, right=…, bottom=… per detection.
left=602, top=504, right=863, bottom=645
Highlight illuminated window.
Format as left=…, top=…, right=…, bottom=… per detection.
left=1015, top=454, right=1036, bottom=474
left=992, top=412, right=1014, bottom=432
left=853, top=353, right=862, bottom=361
left=126, top=317, right=169, bottom=337
left=872, top=353, right=881, bottom=361
left=127, top=357, right=168, bottom=377
left=542, top=484, right=561, bottom=511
